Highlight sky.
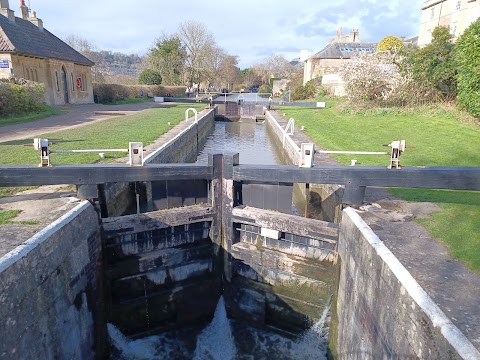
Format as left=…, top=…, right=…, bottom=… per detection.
left=19, top=0, right=423, bottom=68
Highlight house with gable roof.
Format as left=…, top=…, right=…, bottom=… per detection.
left=0, top=0, right=94, bottom=105
left=303, top=28, right=377, bottom=96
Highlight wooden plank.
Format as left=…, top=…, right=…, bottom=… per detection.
left=232, top=206, right=339, bottom=242
left=233, top=165, right=480, bottom=191
left=0, top=163, right=213, bottom=186
left=102, top=204, right=213, bottom=237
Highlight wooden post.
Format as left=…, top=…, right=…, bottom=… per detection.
left=304, top=183, right=310, bottom=218
left=222, top=152, right=239, bottom=283
left=208, top=153, right=223, bottom=255
left=208, top=152, right=239, bottom=283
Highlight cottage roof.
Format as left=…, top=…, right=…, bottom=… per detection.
left=0, top=14, right=94, bottom=66
left=310, top=42, right=378, bottom=60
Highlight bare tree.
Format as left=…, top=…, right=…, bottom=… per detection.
left=265, top=54, right=295, bottom=78
left=177, top=20, right=216, bottom=85
left=218, top=55, right=241, bottom=90
left=252, top=54, right=295, bottom=84
left=64, top=35, right=105, bottom=83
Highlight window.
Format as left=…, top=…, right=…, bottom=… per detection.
left=55, top=71, right=59, bottom=91
left=450, top=22, right=457, bottom=35
left=430, top=7, right=435, bottom=19
left=25, top=68, right=30, bottom=80
left=456, top=0, right=461, bottom=10
left=71, top=73, right=75, bottom=92
left=81, top=74, right=87, bottom=91
left=34, top=69, right=38, bottom=81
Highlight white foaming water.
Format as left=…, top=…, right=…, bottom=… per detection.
left=108, top=298, right=331, bottom=359
left=193, top=296, right=236, bottom=360
left=288, top=300, right=331, bottom=360
left=107, top=323, right=156, bottom=359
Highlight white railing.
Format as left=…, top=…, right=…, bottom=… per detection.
left=283, top=118, right=295, bottom=146
left=185, top=108, right=198, bottom=123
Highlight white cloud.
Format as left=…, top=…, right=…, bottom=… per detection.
left=23, top=0, right=422, bottom=68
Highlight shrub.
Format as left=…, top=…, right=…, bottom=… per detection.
left=259, top=84, right=272, bottom=94
left=138, top=69, right=163, bottom=85
left=455, top=18, right=480, bottom=117
left=400, top=26, right=456, bottom=97
left=0, top=78, right=46, bottom=116
left=290, top=78, right=324, bottom=101
left=93, top=83, right=187, bottom=103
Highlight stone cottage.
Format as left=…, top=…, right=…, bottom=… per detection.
left=0, top=0, right=94, bottom=105
left=303, top=29, right=377, bottom=96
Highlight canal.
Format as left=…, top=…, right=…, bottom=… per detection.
left=109, top=120, right=329, bottom=359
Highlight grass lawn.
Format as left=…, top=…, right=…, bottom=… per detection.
left=0, top=105, right=61, bottom=127
left=389, top=188, right=480, bottom=271
left=280, top=103, right=480, bottom=272
left=0, top=103, right=205, bottom=165
left=0, top=186, right=36, bottom=199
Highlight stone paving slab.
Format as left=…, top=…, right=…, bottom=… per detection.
left=0, top=185, right=81, bottom=258
left=357, top=204, right=480, bottom=351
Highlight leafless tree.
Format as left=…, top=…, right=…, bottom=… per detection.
left=177, top=20, right=216, bottom=86
left=217, top=55, right=241, bottom=90
left=64, top=35, right=105, bottom=83
left=252, top=54, right=295, bottom=84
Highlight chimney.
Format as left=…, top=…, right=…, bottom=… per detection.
left=19, top=0, right=28, bottom=19
left=30, top=10, right=43, bottom=31
left=349, top=29, right=360, bottom=43
left=0, top=0, right=16, bottom=23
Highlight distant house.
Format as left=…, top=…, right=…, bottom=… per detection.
left=418, top=0, right=480, bottom=46
left=303, top=29, right=377, bottom=96
left=0, top=0, right=94, bottom=105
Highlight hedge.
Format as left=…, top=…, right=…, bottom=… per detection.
left=93, top=83, right=187, bottom=103
left=0, top=78, right=46, bottom=116
left=455, top=18, right=480, bottom=117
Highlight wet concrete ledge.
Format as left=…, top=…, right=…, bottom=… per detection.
left=0, top=201, right=105, bottom=359
left=335, top=208, right=480, bottom=359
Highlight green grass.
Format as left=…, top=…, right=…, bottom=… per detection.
left=280, top=103, right=480, bottom=272
left=280, top=105, right=480, bottom=167
left=0, top=187, right=36, bottom=199
left=0, top=210, right=20, bottom=224
left=0, top=103, right=205, bottom=165
left=102, top=97, right=154, bottom=105
left=390, top=188, right=480, bottom=271
left=0, top=105, right=61, bottom=127
left=0, top=209, right=39, bottom=225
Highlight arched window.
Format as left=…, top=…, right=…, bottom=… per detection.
left=34, top=69, right=38, bottom=81
left=81, top=74, right=87, bottom=91
left=25, top=68, right=30, bottom=80
left=55, top=71, right=60, bottom=91
left=71, top=73, right=75, bottom=92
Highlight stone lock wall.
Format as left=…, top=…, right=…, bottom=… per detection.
left=143, top=108, right=215, bottom=165
left=334, top=208, right=480, bottom=359
left=0, top=201, right=104, bottom=360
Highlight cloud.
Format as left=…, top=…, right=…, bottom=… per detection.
left=26, top=0, right=422, bottom=68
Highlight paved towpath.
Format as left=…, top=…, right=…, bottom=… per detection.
left=0, top=102, right=167, bottom=144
